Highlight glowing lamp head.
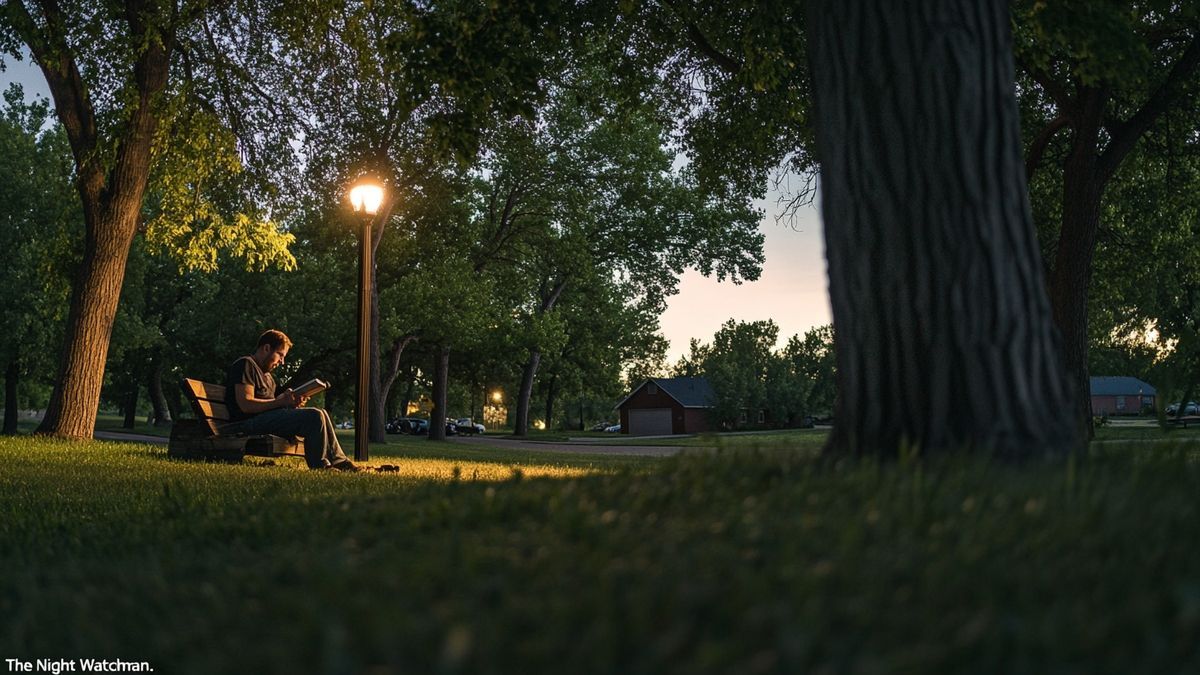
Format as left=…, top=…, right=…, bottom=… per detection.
left=492, top=391, right=502, bottom=403
left=349, top=181, right=385, bottom=215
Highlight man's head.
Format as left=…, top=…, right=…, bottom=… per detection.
left=253, top=329, right=292, bottom=372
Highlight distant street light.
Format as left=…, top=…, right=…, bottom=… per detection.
left=492, top=390, right=502, bottom=403
left=349, top=178, right=385, bottom=462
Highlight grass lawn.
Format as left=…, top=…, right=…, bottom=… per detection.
left=92, top=412, right=175, bottom=437
left=2, top=434, right=1200, bottom=673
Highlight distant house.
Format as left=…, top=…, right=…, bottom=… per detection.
left=1090, top=376, right=1155, bottom=415
left=615, top=377, right=715, bottom=436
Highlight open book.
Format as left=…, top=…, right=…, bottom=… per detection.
left=291, top=378, right=330, bottom=399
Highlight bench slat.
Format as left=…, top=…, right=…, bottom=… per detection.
left=182, top=378, right=226, bottom=402
left=181, top=378, right=228, bottom=436
left=193, top=398, right=232, bottom=422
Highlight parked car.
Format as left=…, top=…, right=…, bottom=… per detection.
left=336, top=420, right=353, bottom=429
left=454, top=418, right=485, bottom=434
left=604, top=423, right=621, bottom=433
left=590, top=421, right=613, bottom=431
left=1166, top=402, right=1199, bottom=416
left=386, top=417, right=429, bottom=435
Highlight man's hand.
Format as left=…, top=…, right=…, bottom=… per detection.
left=297, top=394, right=310, bottom=408
left=275, top=389, right=300, bottom=408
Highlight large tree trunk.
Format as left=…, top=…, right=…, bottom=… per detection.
left=4, top=360, right=18, bottom=435
left=29, top=19, right=170, bottom=440
left=1048, top=127, right=1105, bottom=443
left=513, top=350, right=541, bottom=437
left=147, top=357, right=171, bottom=427
left=428, top=346, right=450, bottom=441
left=807, top=0, right=1080, bottom=459
left=37, top=212, right=143, bottom=439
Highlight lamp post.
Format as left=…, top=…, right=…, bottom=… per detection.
left=349, top=179, right=384, bottom=462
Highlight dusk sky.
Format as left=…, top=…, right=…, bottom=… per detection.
left=1, top=58, right=833, bottom=364
left=660, top=194, right=830, bottom=365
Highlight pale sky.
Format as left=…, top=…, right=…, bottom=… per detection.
left=2, top=58, right=833, bottom=363
left=660, top=195, right=831, bottom=364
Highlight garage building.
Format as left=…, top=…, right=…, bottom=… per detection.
left=1090, top=376, right=1155, bottom=415
left=615, top=377, right=715, bottom=436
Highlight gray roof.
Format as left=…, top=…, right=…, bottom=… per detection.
left=616, top=377, right=716, bottom=410
left=1090, top=376, right=1156, bottom=396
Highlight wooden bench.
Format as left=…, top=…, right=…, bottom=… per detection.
left=168, top=378, right=305, bottom=461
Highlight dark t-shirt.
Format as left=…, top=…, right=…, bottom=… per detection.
left=225, top=356, right=275, bottom=421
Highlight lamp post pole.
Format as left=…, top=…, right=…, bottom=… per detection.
left=354, top=213, right=373, bottom=462
left=349, top=178, right=384, bottom=463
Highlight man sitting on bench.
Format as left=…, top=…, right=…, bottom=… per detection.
left=225, top=329, right=359, bottom=471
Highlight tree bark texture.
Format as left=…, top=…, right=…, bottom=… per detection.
left=428, top=346, right=450, bottom=441
left=37, top=212, right=145, bottom=439
left=807, top=0, right=1079, bottom=458
left=3, top=361, right=18, bottom=435
left=1047, top=94, right=1105, bottom=443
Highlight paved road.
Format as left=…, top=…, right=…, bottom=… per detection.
left=449, top=434, right=693, bottom=457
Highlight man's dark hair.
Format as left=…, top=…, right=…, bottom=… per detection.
left=257, top=329, right=293, bottom=351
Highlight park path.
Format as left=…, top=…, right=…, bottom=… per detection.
left=95, top=431, right=168, bottom=444
left=92, top=429, right=691, bottom=457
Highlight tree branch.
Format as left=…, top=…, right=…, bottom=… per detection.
left=1014, top=53, right=1075, bottom=115
left=1098, top=33, right=1200, bottom=181
left=656, top=0, right=741, bottom=75
left=381, top=333, right=418, bottom=397
left=105, top=0, right=172, bottom=216
left=283, top=343, right=355, bottom=387
left=9, top=0, right=103, bottom=199
left=539, top=277, right=568, bottom=314
left=1025, top=114, right=1070, bottom=180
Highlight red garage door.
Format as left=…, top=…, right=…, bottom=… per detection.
left=628, top=408, right=673, bottom=436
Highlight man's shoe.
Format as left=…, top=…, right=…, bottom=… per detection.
left=329, top=460, right=361, bottom=472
